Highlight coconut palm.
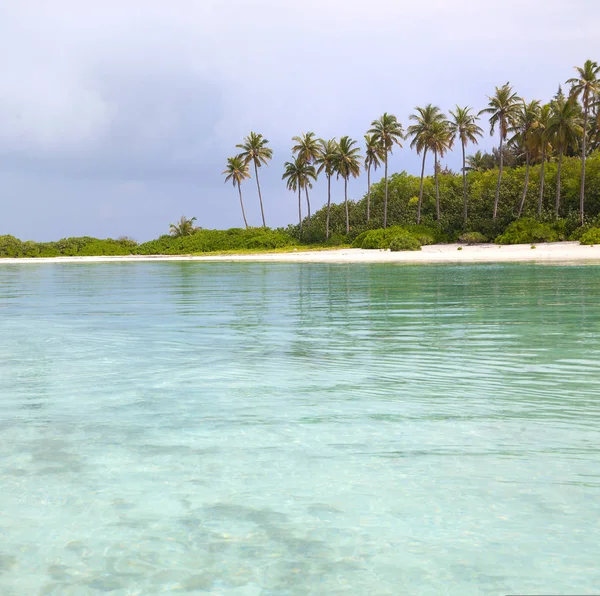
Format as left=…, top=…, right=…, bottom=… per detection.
left=236, top=132, right=273, bottom=227
left=282, top=157, right=317, bottom=234
left=333, top=136, right=362, bottom=234
left=427, top=120, right=453, bottom=221
left=532, top=104, right=552, bottom=217
left=479, top=83, right=521, bottom=218
left=169, top=216, right=198, bottom=237
left=546, top=92, right=583, bottom=217
left=314, top=138, right=338, bottom=240
left=368, top=113, right=404, bottom=228
left=508, top=100, right=541, bottom=217
left=465, top=150, right=488, bottom=172
left=448, top=106, right=483, bottom=223
left=222, top=156, right=251, bottom=228
left=291, top=132, right=321, bottom=228
left=567, top=59, right=600, bottom=224
left=364, top=134, right=384, bottom=223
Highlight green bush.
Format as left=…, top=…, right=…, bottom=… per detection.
left=389, top=234, right=421, bottom=252
left=354, top=227, right=415, bottom=250
left=459, top=231, right=488, bottom=245
left=579, top=227, right=600, bottom=245
left=495, top=218, right=559, bottom=245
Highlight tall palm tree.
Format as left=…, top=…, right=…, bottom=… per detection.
left=508, top=100, right=541, bottom=217
left=169, top=216, right=198, bottom=237
left=364, top=134, right=384, bottom=223
left=427, top=120, right=453, bottom=221
left=282, top=157, right=317, bottom=234
left=291, top=132, right=321, bottom=227
left=532, top=104, right=552, bottom=217
left=222, top=156, right=251, bottom=228
left=547, top=92, right=583, bottom=217
left=334, top=136, right=362, bottom=234
left=479, top=83, right=521, bottom=218
left=407, top=105, right=446, bottom=224
left=314, top=138, right=338, bottom=240
left=236, top=132, right=273, bottom=227
left=368, top=113, right=404, bottom=228
left=448, top=106, right=483, bottom=223
left=567, top=59, right=600, bottom=224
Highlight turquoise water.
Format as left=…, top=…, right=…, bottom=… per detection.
left=1, top=262, right=600, bottom=595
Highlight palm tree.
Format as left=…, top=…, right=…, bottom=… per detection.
left=364, top=134, right=384, bottom=223
left=465, top=150, right=488, bottom=172
left=532, top=104, right=552, bottom=217
left=291, top=132, right=321, bottom=227
left=282, top=157, right=317, bottom=234
left=479, top=83, right=521, bottom=218
left=508, top=100, right=541, bottom=217
left=448, top=106, right=483, bottom=223
left=169, top=216, right=198, bottom=237
left=407, top=105, right=446, bottom=224
left=368, top=113, right=404, bottom=228
left=427, top=120, right=453, bottom=221
left=546, top=92, right=583, bottom=217
left=222, top=156, right=251, bottom=228
left=314, top=138, right=338, bottom=240
left=333, top=136, right=362, bottom=234
left=567, top=59, right=600, bottom=224
left=236, top=132, right=273, bottom=227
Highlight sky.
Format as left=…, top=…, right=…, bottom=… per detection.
left=1, top=0, right=599, bottom=241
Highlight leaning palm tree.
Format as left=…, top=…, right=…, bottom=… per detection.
left=314, top=138, right=338, bottom=240
left=508, top=100, right=541, bottom=217
left=427, top=120, right=453, bottom=221
left=567, top=59, right=600, bottom=224
left=222, top=156, right=251, bottom=228
left=546, top=92, right=583, bottom=217
left=448, top=106, right=483, bottom=223
left=479, top=83, right=521, bottom=218
left=364, top=133, right=384, bottom=223
left=236, top=132, right=273, bottom=227
left=334, top=136, right=362, bottom=234
left=368, top=113, right=404, bottom=228
left=407, top=104, right=446, bottom=224
left=532, top=104, right=552, bottom=217
left=169, top=216, right=198, bottom=237
left=282, top=157, right=317, bottom=234
left=291, top=132, right=321, bottom=227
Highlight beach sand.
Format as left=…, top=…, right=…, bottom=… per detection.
left=1, top=242, right=600, bottom=265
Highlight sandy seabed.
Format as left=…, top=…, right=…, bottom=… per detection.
left=1, top=242, right=600, bottom=265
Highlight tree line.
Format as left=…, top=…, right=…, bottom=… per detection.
left=223, top=60, right=600, bottom=238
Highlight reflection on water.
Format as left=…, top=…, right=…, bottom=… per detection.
left=1, top=262, right=600, bottom=595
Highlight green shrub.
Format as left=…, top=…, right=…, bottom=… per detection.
left=495, top=218, right=559, bottom=244
left=459, top=231, right=488, bottom=245
left=389, top=234, right=421, bottom=252
left=579, top=227, right=600, bottom=245
left=353, top=226, right=426, bottom=250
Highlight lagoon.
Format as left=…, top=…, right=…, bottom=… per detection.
left=1, top=262, right=600, bottom=595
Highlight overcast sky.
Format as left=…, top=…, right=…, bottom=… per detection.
left=1, top=0, right=599, bottom=241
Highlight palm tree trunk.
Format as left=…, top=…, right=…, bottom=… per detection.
left=493, top=134, right=503, bottom=219
left=366, top=164, right=371, bottom=223
left=344, top=176, right=350, bottom=234
left=237, top=183, right=249, bottom=229
left=383, top=154, right=389, bottom=229
left=517, top=152, right=530, bottom=218
left=555, top=146, right=563, bottom=218
left=538, top=145, right=546, bottom=218
left=326, top=174, right=331, bottom=240
left=434, top=149, right=440, bottom=221
left=417, top=149, right=427, bottom=225
left=305, top=187, right=311, bottom=229
left=298, top=186, right=302, bottom=234
left=254, top=160, right=266, bottom=227
left=461, top=142, right=468, bottom=224
left=580, top=105, right=588, bottom=225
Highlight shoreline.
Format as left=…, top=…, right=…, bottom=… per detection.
left=1, top=242, right=600, bottom=265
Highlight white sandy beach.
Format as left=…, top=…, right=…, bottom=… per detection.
left=1, top=242, right=600, bottom=265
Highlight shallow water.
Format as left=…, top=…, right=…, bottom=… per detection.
left=1, top=262, right=600, bottom=595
